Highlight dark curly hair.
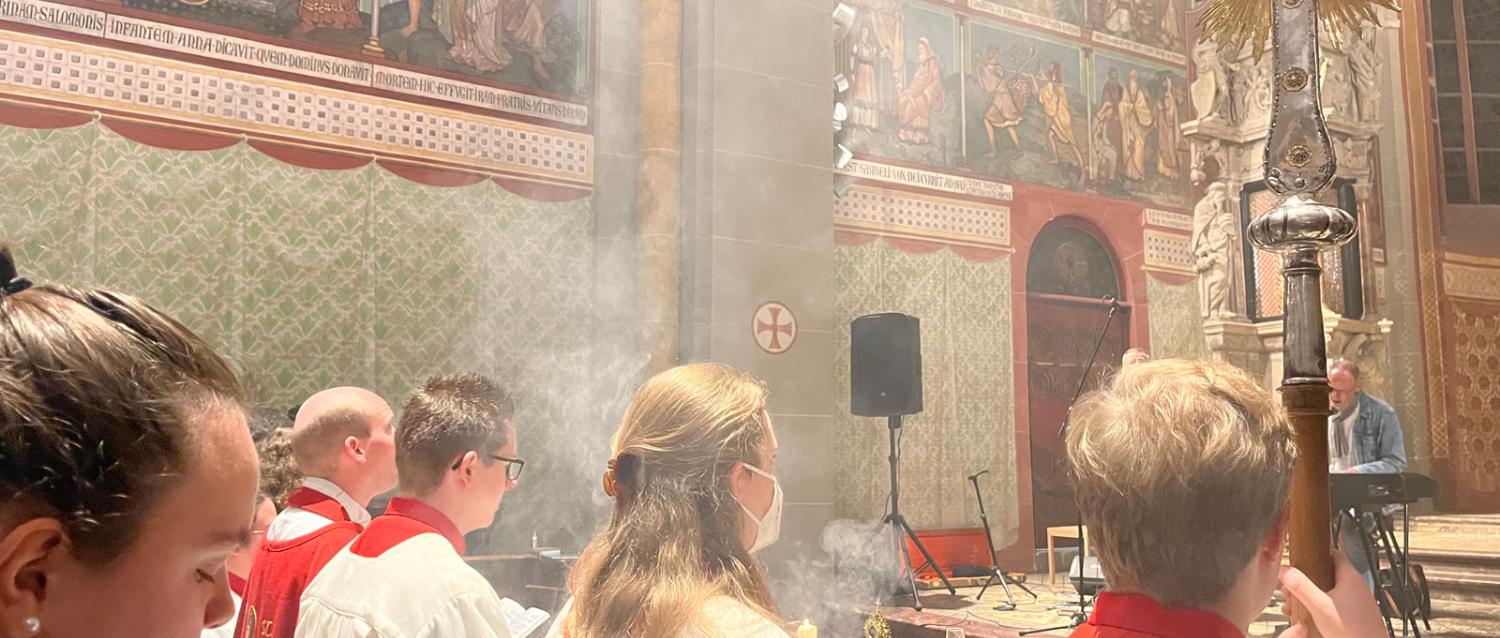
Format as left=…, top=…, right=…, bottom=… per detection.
left=0, top=243, right=243, bottom=565
left=256, top=426, right=300, bottom=510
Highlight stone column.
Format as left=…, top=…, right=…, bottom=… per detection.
left=677, top=0, right=837, bottom=608
left=638, top=0, right=682, bottom=375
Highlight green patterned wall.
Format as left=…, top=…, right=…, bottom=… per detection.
left=0, top=121, right=605, bottom=553
left=833, top=242, right=1019, bottom=547
left=1146, top=275, right=1207, bottom=360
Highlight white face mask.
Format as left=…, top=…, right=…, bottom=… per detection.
left=734, top=462, right=782, bottom=554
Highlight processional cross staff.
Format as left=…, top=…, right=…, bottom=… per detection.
left=1197, top=0, right=1395, bottom=634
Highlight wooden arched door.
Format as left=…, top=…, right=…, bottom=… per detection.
left=1025, top=221, right=1130, bottom=544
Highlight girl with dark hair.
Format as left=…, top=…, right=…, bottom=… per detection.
left=0, top=244, right=260, bottom=638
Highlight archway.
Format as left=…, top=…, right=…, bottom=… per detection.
left=1025, top=218, right=1131, bottom=545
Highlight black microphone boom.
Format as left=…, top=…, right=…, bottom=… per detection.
left=1023, top=296, right=1120, bottom=636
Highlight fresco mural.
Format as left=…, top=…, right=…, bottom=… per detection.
left=963, top=20, right=1088, bottom=190
left=963, top=0, right=1083, bottom=34
left=104, top=0, right=591, bottom=96
left=1086, top=0, right=1185, bottom=63
left=836, top=0, right=1190, bottom=207
left=1089, top=53, right=1189, bottom=207
left=840, top=0, right=961, bottom=167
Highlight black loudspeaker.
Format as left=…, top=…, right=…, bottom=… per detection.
left=850, top=313, right=923, bottom=417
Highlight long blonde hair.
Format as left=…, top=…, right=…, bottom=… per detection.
left=564, top=363, right=779, bottom=637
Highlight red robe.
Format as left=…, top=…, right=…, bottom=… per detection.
left=1069, top=592, right=1243, bottom=638
left=233, top=488, right=364, bottom=638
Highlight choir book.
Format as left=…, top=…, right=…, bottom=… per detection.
left=500, top=598, right=551, bottom=638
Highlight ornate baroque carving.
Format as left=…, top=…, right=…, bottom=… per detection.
left=1327, top=317, right=1393, bottom=402
left=1348, top=25, right=1380, bottom=123
left=1320, top=52, right=1356, bottom=123
left=1191, top=157, right=1240, bottom=319
left=1232, top=55, right=1273, bottom=128
left=1192, top=44, right=1234, bottom=124
left=1334, top=136, right=1371, bottom=175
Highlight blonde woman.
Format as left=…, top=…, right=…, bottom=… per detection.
left=549, top=363, right=788, bottom=638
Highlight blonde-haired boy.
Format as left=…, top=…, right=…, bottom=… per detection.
left=1065, top=358, right=1384, bottom=638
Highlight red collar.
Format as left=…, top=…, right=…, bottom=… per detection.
left=349, top=498, right=466, bottom=558
left=286, top=487, right=355, bottom=523
left=228, top=572, right=248, bottom=597
left=1085, top=592, right=1244, bottom=638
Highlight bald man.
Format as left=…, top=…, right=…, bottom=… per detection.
left=235, top=387, right=398, bottom=638
left=1121, top=348, right=1150, bottom=368
left=1328, top=360, right=1407, bottom=591
left=1328, top=360, right=1406, bottom=475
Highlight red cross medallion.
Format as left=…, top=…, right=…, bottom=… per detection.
left=753, top=301, right=797, bottom=354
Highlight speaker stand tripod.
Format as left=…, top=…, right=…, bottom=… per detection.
left=883, top=414, right=955, bottom=611
left=969, top=470, right=1036, bottom=611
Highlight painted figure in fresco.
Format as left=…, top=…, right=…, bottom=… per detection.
left=291, top=0, right=360, bottom=37
left=1119, top=69, right=1156, bottom=181
left=1039, top=62, right=1085, bottom=174
left=1101, top=67, right=1125, bottom=175
left=1091, top=104, right=1119, bottom=183
left=379, top=0, right=444, bottom=67
left=850, top=24, right=882, bottom=129
left=1159, top=0, right=1183, bottom=50
left=449, top=0, right=514, bottom=72
left=898, top=38, right=945, bottom=144
left=977, top=45, right=1037, bottom=158
left=1103, top=0, right=1133, bottom=37
left=449, top=0, right=552, bottom=79
left=867, top=0, right=905, bottom=115
left=1155, top=72, right=1182, bottom=179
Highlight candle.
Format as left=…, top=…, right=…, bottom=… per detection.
left=796, top=618, right=817, bottom=638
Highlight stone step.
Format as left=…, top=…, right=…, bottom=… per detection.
left=1432, top=598, right=1500, bottom=622
left=1423, top=566, right=1500, bottom=606
left=1410, top=548, right=1500, bottom=572
left=1423, top=599, right=1500, bottom=638
left=1404, top=515, right=1500, bottom=539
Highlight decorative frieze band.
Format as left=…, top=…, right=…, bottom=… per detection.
left=835, top=183, right=1010, bottom=249
left=1143, top=228, right=1194, bottom=273
left=0, top=31, right=593, bottom=183
left=0, top=0, right=588, bottom=126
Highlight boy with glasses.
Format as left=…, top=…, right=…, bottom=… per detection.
left=297, top=373, right=526, bottom=637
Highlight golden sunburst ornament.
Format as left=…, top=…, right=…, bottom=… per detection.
left=1198, top=0, right=1399, bottom=61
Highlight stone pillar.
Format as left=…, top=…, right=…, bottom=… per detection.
left=678, top=0, right=837, bottom=608
left=1378, top=8, right=1433, bottom=474
left=638, top=0, right=682, bottom=375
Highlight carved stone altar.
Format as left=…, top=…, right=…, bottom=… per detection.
left=1182, top=20, right=1395, bottom=387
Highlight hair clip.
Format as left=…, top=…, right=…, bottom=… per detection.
left=603, top=452, right=644, bottom=499
left=0, top=276, right=31, bottom=298
left=0, top=245, right=30, bottom=298
left=602, top=458, right=620, bottom=497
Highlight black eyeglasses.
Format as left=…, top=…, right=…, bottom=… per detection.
left=451, top=453, right=525, bottom=481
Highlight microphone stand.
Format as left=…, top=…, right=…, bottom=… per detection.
left=1020, top=296, right=1120, bottom=636
left=969, top=469, right=1037, bottom=611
